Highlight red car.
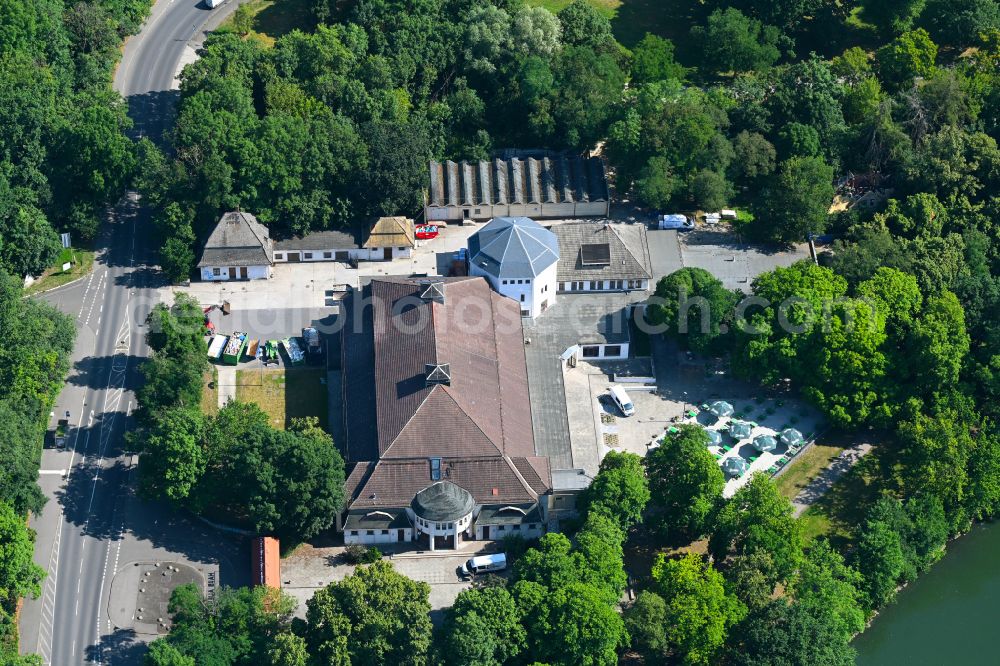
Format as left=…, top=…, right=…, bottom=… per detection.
left=415, top=224, right=440, bottom=240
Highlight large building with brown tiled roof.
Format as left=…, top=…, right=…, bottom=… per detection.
left=339, top=276, right=552, bottom=549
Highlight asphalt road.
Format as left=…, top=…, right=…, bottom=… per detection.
left=21, top=1, right=246, bottom=664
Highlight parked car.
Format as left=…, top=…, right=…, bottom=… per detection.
left=459, top=553, right=507, bottom=579
left=658, top=214, right=694, bottom=230
left=204, top=0, right=224, bottom=8
left=415, top=224, right=440, bottom=240
left=609, top=385, right=636, bottom=417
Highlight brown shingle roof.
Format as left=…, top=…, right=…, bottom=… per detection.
left=364, top=216, right=415, bottom=249
left=341, top=276, right=549, bottom=508
left=363, top=277, right=534, bottom=461
left=348, top=457, right=539, bottom=510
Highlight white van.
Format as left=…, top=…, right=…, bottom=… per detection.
left=459, top=553, right=507, bottom=578
left=205, top=0, right=224, bottom=8
left=609, top=385, right=635, bottom=417
left=658, top=214, right=694, bottom=230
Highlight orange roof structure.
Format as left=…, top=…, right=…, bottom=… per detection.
left=251, top=536, right=280, bottom=589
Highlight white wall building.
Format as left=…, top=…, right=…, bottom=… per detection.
left=197, top=211, right=273, bottom=281
left=551, top=222, right=652, bottom=294
left=468, top=217, right=560, bottom=318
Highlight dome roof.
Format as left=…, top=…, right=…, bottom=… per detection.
left=468, top=217, right=560, bottom=279
left=411, top=481, right=476, bottom=522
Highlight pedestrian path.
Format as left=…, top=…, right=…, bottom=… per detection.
left=217, top=366, right=236, bottom=408
left=792, top=443, right=872, bottom=517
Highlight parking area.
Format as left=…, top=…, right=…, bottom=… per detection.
left=281, top=544, right=500, bottom=621
left=678, top=227, right=810, bottom=292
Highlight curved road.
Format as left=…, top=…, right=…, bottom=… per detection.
left=21, top=1, right=244, bottom=664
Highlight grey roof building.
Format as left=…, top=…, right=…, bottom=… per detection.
left=468, top=217, right=560, bottom=280
left=274, top=230, right=359, bottom=252
left=427, top=151, right=610, bottom=222
left=197, top=211, right=273, bottom=268
left=551, top=222, right=651, bottom=290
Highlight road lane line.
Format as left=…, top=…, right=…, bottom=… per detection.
left=38, top=470, right=67, bottom=475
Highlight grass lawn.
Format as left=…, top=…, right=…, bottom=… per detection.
left=774, top=443, right=845, bottom=500
left=235, top=366, right=328, bottom=430
left=25, top=248, right=95, bottom=296
left=798, top=506, right=835, bottom=543
left=221, top=0, right=313, bottom=47
left=201, top=368, right=219, bottom=417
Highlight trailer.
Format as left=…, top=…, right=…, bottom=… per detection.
left=302, top=327, right=322, bottom=363
left=222, top=332, right=247, bottom=365
left=281, top=337, right=305, bottom=366
left=207, top=334, right=228, bottom=360
left=264, top=339, right=280, bottom=365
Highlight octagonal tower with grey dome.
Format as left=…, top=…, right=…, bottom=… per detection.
left=467, top=216, right=560, bottom=319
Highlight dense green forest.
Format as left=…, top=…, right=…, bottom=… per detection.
left=0, top=0, right=146, bottom=278
left=0, top=272, right=75, bottom=664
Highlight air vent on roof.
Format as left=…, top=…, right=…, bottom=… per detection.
left=425, top=363, right=451, bottom=386
left=419, top=281, right=446, bottom=303
left=581, top=243, right=611, bottom=266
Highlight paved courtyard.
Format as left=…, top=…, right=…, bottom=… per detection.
left=281, top=543, right=501, bottom=622
left=677, top=227, right=810, bottom=293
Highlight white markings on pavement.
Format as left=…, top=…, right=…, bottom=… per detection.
left=38, top=470, right=67, bottom=476
left=36, top=514, right=62, bottom=664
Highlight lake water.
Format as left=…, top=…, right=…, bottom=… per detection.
left=853, top=521, right=1000, bottom=665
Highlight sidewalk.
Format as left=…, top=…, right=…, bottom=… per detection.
left=792, top=443, right=872, bottom=517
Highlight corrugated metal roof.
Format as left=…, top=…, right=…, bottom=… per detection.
left=426, top=154, right=609, bottom=210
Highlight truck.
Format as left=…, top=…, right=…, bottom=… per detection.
left=207, top=334, right=228, bottom=360
left=51, top=417, right=69, bottom=448
left=222, top=332, right=247, bottom=365
left=302, top=327, right=322, bottom=363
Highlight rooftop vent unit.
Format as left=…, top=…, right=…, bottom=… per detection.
left=425, top=363, right=452, bottom=386
left=419, top=281, right=446, bottom=304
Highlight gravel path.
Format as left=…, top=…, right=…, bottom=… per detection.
left=792, top=443, right=873, bottom=517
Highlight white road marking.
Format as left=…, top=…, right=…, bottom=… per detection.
left=38, top=470, right=67, bottom=476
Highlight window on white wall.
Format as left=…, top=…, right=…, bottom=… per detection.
left=212, top=268, right=221, bottom=276
left=304, top=252, right=313, bottom=259
left=323, top=251, right=332, bottom=259
left=274, top=253, right=284, bottom=260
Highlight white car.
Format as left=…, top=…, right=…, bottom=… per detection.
left=658, top=214, right=694, bottom=231
left=205, top=0, right=224, bottom=8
